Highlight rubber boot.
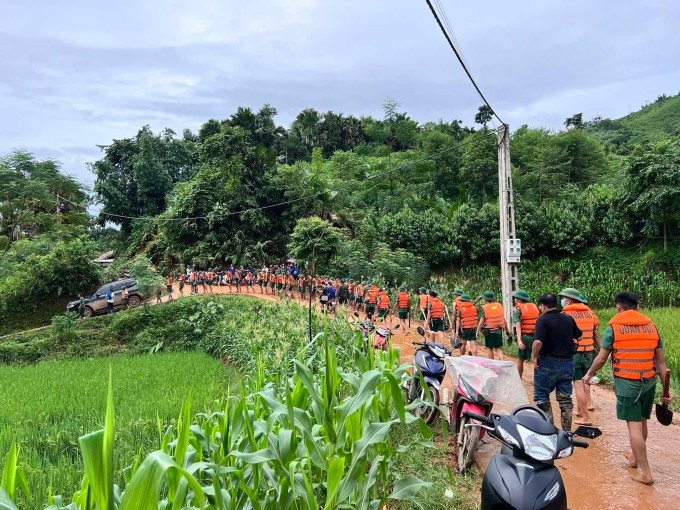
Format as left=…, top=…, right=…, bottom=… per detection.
left=536, top=401, right=554, bottom=425
left=556, top=391, right=573, bottom=432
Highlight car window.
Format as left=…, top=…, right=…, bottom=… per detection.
left=112, top=281, right=126, bottom=292
left=96, top=286, right=108, bottom=296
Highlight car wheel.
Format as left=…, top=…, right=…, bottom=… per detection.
left=84, top=306, right=94, bottom=318
left=128, top=295, right=142, bottom=308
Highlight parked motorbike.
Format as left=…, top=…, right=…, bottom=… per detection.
left=403, top=326, right=451, bottom=424
left=450, top=357, right=497, bottom=472
left=464, top=405, right=601, bottom=509
left=374, top=324, right=399, bottom=350
left=353, top=312, right=398, bottom=350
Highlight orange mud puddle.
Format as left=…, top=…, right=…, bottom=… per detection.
left=163, top=286, right=680, bottom=509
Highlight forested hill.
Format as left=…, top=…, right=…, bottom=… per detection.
left=2, top=96, right=680, bottom=331
left=85, top=97, right=679, bottom=279
left=585, top=92, right=680, bottom=149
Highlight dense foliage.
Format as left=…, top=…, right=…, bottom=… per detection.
left=84, top=97, right=680, bottom=283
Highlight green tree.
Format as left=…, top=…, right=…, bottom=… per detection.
left=92, top=127, right=197, bottom=232
left=511, top=126, right=569, bottom=204
left=460, top=128, right=497, bottom=202
left=624, top=141, right=680, bottom=251
left=0, top=151, right=89, bottom=261
left=288, top=217, right=341, bottom=275
left=553, top=128, right=608, bottom=185
left=474, top=105, right=494, bottom=126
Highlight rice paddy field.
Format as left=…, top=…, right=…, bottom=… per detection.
left=0, top=351, right=234, bottom=509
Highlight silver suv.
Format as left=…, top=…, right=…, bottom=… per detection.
left=67, top=278, right=145, bottom=317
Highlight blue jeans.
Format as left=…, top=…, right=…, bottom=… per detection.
left=534, top=358, right=574, bottom=404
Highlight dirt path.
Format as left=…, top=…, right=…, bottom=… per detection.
left=161, top=287, right=680, bottom=508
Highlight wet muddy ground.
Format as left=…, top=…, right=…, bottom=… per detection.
left=166, top=287, right=680, bottom=509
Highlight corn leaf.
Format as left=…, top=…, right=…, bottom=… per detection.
left=0, top=441, right=19, bottom=500
left=388, top=475, right=432, bottom=500
left=119, top=450, right=204, bottom=510
left=0, top=488, right=19, bottom=510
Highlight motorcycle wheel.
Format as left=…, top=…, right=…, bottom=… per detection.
left=457, top=416, right=479, bottom=473
left=411, top=382, right=439, bottom=425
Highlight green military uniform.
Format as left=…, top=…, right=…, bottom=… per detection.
left=480, top=309, right=503, bottom=349
left=512, top=308, right=535, bottom=360
left=602, top=326, right=662, bottom=422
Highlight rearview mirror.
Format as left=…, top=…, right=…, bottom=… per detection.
left=353, top=312, right=359, bottom=317
left=416, top=326, right=425, bottom=336
left=394, top=324, right=400, bottom=329
left=573, top=426, right=602, bottom=439
left=96, top=294, right=100, bottom=298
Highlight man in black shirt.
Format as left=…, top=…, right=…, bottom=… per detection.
left=531, top=293, right=582, bottom=431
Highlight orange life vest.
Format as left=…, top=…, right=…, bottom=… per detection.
left=357, top=284, right=364, bottom=296
left=458, top=301, right=478, bottom=329
left=419, top=294, right=429, bottom=309
left=397, top=291, right=409, bottom=309
left=562, top=302, right=597, bottom=352
left=449, top=295, right=459, bottom=314
left=516, top=302, right=539, bottom=335
left=482, top=302, right=505, bottom=330
left=429, top=297, right=445, bottom=319
left=277, top=274, right=285, bottom=284
left=167, top=276, right=173, bottom=285
left=610, top=310, right=659, bottom=380
left=378, top=291, right=389, bottom=309
left=348, top=283, right=354, bottom=293
left=367, top=288, right=378, bottom=304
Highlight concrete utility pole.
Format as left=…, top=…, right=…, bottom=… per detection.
left=497, top=125, right=520, bottom=327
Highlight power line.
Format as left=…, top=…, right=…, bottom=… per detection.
left=433, top=0, right=469, bottom=71
left=60, top=129, right=498, bottom=222
left=424, top=0, right=505, bottom=126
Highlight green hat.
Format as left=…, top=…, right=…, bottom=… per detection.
left=459, top=294, right=472, bottom=302
left=579, top=293, right=589, bottom=305
left=398, top=286, right=406, bottom=291
left=512, top=290, right=530, bottom=301
left=558, top=287, right=581, bottom=301
left=482, top=291, right=495, bottom=301
left=419, top=287, right=426, bottom=292
left=453, top=288, right=464, bottom=296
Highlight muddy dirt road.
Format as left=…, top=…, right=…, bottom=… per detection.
left=163, top=287, right=680, bottom=509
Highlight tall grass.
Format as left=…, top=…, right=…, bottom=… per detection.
left=0, top=352, right=232, bottom=509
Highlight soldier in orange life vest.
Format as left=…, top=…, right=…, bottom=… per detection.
left=456, top=294, right=478, bottom=356
left=365, top=283, right=378, bottom=317
left=579, top=293, right=598, bottom=412
left=512, top=290, right=539, bottom=378
left=377, top=288, right=391, bottom=323
left=476, top=291, right=510, bottom=360
left=425, top=290, right=446, bottom=343
left=559, top=287, right=600, bottom=426
left=391, top=286, right=411, bottom=334
left=584, top=292, right=672, bottom=486
left=417, top=287, right=429, bottom=328
left=166, top=275, right=174, bottom=301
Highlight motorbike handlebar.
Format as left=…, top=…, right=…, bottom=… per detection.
left=572, top=440, right=589, bottom=449
left=463, top=411, right=493, bottom=425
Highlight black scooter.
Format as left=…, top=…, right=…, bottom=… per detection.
left=464, top=405, right=601, bottom=510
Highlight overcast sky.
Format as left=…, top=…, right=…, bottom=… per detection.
left=1, top=0, right=678, bottom=190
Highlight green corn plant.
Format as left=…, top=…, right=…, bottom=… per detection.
left=1, top=441, right=31, bottom=505
left=75, top=368, right=115, bottom=510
